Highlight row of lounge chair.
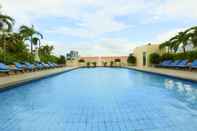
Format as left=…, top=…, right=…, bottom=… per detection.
left=158, top=59, right=197, bottom=69
left=0, top=62, right=61, bottom=74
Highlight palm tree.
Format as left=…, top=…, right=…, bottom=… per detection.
left=187, top=26, right=197, bottom=48
left=32, top=37, right=41, bottom=49
left=159, top=41, right=171, bottom=53
left=0, top=13, right=15, bottom=62
left=169, top=36, right=180, bottom=53
left=0, top=14, right=15, bottom=32
left=176, top=31, right=190, bottom=53
left=19, top=25, right=43, bottom=54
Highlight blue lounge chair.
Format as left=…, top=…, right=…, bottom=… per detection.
left=22, top=62, right=35, bottom=71
left=175, top=60, right=189, bottom=68
left=0, top=63, right=22, bottom=73
left=159, top=60, right=173, bottom=67
left=14, top=62, right=28, bottom=70
left=34, top=63, right=44, bottom=70
left=0, top=63, right=10, bottom=73
left=191, top=60, right=197, bottom=69
left=40, top=62, right=50, bottom=69
left=48, top=62, right=55, bottom=68
left=166, top=60, right=182, bottom=67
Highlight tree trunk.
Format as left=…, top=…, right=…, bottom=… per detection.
left=30, top=36, right=33, bottom=54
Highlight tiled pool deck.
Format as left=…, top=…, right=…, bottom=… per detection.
left=0, top=67, right=78, bottom=91
left=126, top=66, right=197, bottom=82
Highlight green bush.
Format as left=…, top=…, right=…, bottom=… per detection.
left=92, top=62, right=97, bottom=67
left=57, top=55, right=66, bottom=64
left=160, top=53, right=174, bottom=61
left=127, top=54, right=136, bottom=64
left=115, top=59, right=121, bottom=63
left=149, top=53, right=160, bottom=64
left=110, top=61, right=114, bottom=67
left=86, top=62, right=90, bottom=67
left=160, top=50, right=197, bottom=62
left=78, top=59, right=85, bottom=63
left=0, top=52, right=34, bottom=64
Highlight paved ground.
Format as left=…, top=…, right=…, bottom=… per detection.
left=126, top=66, right=197, bottom=82
left=0, top=67, right=78, bottom=90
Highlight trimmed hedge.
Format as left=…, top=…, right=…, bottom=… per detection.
left=161, top=50, right=197, bottom=62
left=127, top=54, right=136, bottom=64
left=149, top=53, right=160, bottom=64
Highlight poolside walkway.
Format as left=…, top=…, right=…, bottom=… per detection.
left=126, top=66, right=197, bottom=82
left=0, top=67, right=79, bottom=91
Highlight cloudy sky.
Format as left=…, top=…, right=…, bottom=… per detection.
left=1, top=0, right=197, bottom=56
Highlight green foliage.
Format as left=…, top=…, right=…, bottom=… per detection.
left=78, top=59, right=85, bottom=63
left=127, top=54, right=136, bottom=64
left=115, top=58, right=121, bottom=63
left=39, top=45, right=58, bottom=63
left=103, top=62, right=107, bottom=67
left=110, top=61, right=114, bottom=67
left=149, top=53, right=160, bottom=64
left=160, top=50, right=197, bottom=62
left=0, top=52, right=34, bottom=64
left=57, top=55, right=66, bottom=64
left=160, top=53, right=174, bottom=61
left=0, top=7, right=62, bottom=65
left=159, top=26, right=197, bottom=53
left=92, top=62, right=97, bottom=67
left=86, top=62, right=90, bottom=67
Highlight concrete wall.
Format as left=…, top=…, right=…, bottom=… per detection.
left=133, top=44, right=162, bottom=67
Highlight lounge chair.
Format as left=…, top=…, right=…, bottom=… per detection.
left=175, top=60, right=189, bottom=68
left=48, top=62, right=55, bottom=68
left=191, top=60, right=197, bottom=69
left=34, top=63, right=44, bottom=70
left=40, top=62, right=50, bottom=69
left=0, top=63, right=10, bottom=74
left=0, top=63, right=22, bottom=73
left=159, top=60, right=173, bottom=67
left=22, top=62, right=35, bottom=71
left=166, top=60, right=182, bottom=68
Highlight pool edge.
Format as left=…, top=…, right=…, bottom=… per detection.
left=0, top=67, right=80, bottom=92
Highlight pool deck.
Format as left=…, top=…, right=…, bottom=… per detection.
left=126, top=66, right=197, bottom=82
left=0, top=67, right=79, bottom=91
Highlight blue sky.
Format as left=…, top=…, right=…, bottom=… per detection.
left=1, top=0, right=197, bottom=56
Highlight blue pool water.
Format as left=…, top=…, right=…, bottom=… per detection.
left=0, top=68, right=197, bottom=131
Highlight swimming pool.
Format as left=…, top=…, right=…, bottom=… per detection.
left=0, top=67, right=197, bottom=131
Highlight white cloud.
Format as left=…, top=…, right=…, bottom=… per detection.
left=153, top=0, right=197, bottom=21
left=47, top=38, right=138, bottom=56
left=154, top=26, right=192, bottom=43
left=1, top=0, right=197, bottom=56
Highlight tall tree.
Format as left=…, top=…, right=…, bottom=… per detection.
left=0, top=13, right=15, bottom=62
left=19, top=25, right=43, bottom=54
left=159, top=41, right=171, bottom=53
left=0, top=14, right=15, bottom=32
left=187, top=26, right=197, bottom=48
left=176, top=31, right=190, bottom=53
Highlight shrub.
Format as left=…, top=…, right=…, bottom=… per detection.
left=103, top=62, right=107, bottom=67
left=160, top=50, right=197, bottom=62
left=57, top=55, right=66, bottom=64
left=86, top=62, right=90, bottom=67
left=127, top=54, right=136, bottom=64
left=160, top=53, right=174, bottom=61
left=78, top=59, right=85, bottom=63
left=92, top=62, right=97, bottom=67
left=115, top=58, right=121, bottom=63
left=110, top=61, right=114, bottom=67
left=149, top=53, right=160, bottom=65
